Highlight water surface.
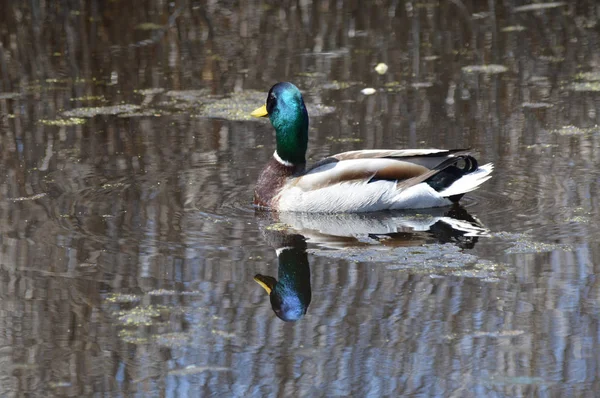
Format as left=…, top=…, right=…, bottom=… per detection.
left=1, top=1, right=600, bottom=396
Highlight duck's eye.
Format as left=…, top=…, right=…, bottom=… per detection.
left=266, top=92, right=277, bottom=113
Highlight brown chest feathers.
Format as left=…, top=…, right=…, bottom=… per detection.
left=254, top=158, right=305, bottom=209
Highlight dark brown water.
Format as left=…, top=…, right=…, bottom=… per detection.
left=1, top=1, right=600, bottom=396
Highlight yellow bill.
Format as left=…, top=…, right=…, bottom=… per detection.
left=251, top=104, right=269, bottom=117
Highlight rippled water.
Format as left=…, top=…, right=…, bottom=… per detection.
left=1, top=1, right=600, bottom=396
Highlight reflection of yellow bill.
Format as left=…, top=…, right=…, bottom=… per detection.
left=250, top=104, right=268, bottom=117
left=253, top=274, right=276, bottom=294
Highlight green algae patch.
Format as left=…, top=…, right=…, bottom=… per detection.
left=565, top=215, right=590, bottom=223
left=39, top=117, right=86, bottom=126
left=133, top=87, right=165, bottom=95
left=501, top=25, right=526, bottom=32
left=492, top=231, right=572, bottom=254
left=462, top=65, right=509, bottom=74
left=322, top=80, right=361, bottom=90
left=153, top=332, right=191, bottom=348
left=264, top=222, right=292, bottom=232
left=308, top=103, right=336, bottom=116
left=411, top=82, right=434, bottom=89
left=212, top=329, right=236, bottom=339
left=136, top=88, right=166, bottom=96
left=0, top=92, right=22, bottom=100
left=311, top=243, right=507, bottom=279
left=514, top=2, right=566, bottom=12
left=7, top=193, right=47, bottom=202
left=311, top=243, right=476, bottom=265
left=522, top=102, right=553, bottom=109
left=574, top=71, right=600, bottom=82
left=116, top=305, right=163, bottom=326
left=166, top=89, right=211, bottom=102
left=384, top=81, right=407, bottom=93
left=552, top=125, right=600, bottom=136
left=118, top=108, right=167, bottom=118
left=70, top=95, right=107, bottom=102
left=135, top=22, right=164, bottom=31
left=148, top=289, right=202, bottom=296
left=326, top=136, right=363, bottom=143
left=569, top=82, right=600, bottom=92
left=564, top=207, right=592, bottom=224
left=202, top=90, right=265, bottom=121
left=471, top=330, right=525, bottom=338
left=63, top=104, right=141, bottom=118
left=295, top=71, right=327, bottom=79
left=105, top=293, right=142, bottom=303
left=505, top=240, right=572, bottom=254
left=118, top=329, right=150, bottom=345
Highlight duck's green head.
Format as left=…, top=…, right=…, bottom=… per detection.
left=251, top=82, right=309, bottom=165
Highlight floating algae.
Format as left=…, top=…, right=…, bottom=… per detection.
left=153, top=332, right=191, bottom=348
left=462, top=64, right=509, bottom=74
left=521, top=102, right=553, bottom=109
left=552, top=125, right=600, bottom=136
left=501, top=25, right=526, bottom=32
left=411, top=82, right=434, bottom=89
left=264, top=223, right=291, bottom=232
left=384, top=81, right=406, bottom=93
left=147, top=289, right=202, bottom=296
left=504, top=240, right=572, bottom=254
left=135, top=88, right=166, bottom=96
left=564, top=207, right=592, bottom=224
left=165, top=89, right=211, bottom=102
left=471, top=330, right=525, bottom=338
left=118, top=108, right=166, bottom=118
left=69, top=95, right=107, bottom=102
left=569, top=82, right=600, bottom=92
left=201, top=90, right=334, bottom=121
left=574, top=71, right=600, bottom=82
left=322, top=80, right=361, bottom=90
left=39, top=118, right=86, bottom=126
left=0, top=92, right=22, bottom=100
left=313, top=243, right=477, bottom=267
left=135, top=22, right=164, bottom=31
left=202, top=90, right=266, bottom=121
left=492, top=231, right=572, bottom=254
left=105, top=293, right=142, bottom=304
left=514, top=2, right=566, bottom=12
left=63, top=104, right=141, bottom=118
left=7, top=193, right=47, bottom=202
left=118, top=329, right=150, bottom=345
left=326, top=136, right=363, bottom=143
left=116, top=305, right=163, bottom=326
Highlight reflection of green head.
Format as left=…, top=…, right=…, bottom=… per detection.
left=254, top=234, right=311, bottom=322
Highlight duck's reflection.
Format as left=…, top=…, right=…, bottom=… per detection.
left=254, top=233, right=311, bottom=322
left=255, top=205, right=488, bottom=322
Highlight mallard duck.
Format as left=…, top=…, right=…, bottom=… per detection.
left=251, top=82, right=493, bottom=212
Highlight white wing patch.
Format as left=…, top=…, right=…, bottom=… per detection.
left=439, top=163, right=494, bottom=197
